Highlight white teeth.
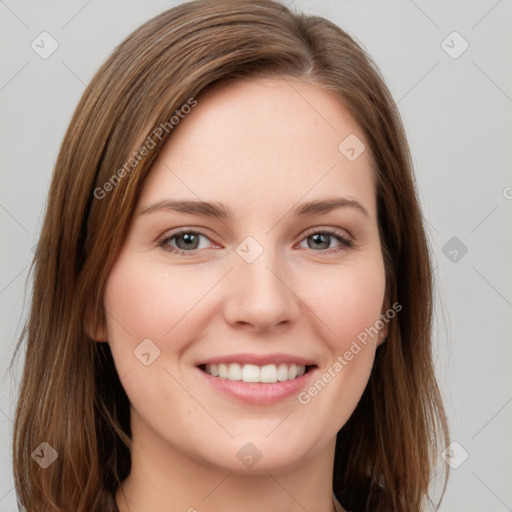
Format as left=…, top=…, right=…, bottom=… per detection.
left=227, top=363, right=242, bottom=381
left=203, top=363, right=307, bottom=382
left=242, top=364, right=260, bottom=383
left=218, top=363, right=228, bottom=379
left=260, top=364, right=277, bottom=383
left=276, top=363, right=289, bottom=381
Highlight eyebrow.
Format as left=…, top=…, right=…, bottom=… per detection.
left=139, top=196, right=369, bottom=219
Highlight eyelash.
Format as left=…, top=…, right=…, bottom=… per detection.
left=157, top=227, right=353, bottom=256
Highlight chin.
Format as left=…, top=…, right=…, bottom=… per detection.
left=192, top=433, right=316, bottom=475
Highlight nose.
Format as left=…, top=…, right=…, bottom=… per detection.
left=222, top=244, right=299, bottom=333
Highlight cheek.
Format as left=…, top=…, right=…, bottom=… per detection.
left=103, top=258, right=207, bottom=347
left=294, top=263, right=385, bottom=425
left=303, top=258, right=386, bottom=350
left=101, top=258, right=204, bottom=418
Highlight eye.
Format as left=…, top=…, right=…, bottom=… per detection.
left=157, top=227, right=353, bottom=256
left=297, top=228, right=353, bottom=253
left=157, top=229, right=214, bottom=255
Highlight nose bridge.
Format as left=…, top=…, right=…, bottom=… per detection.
left=223, top=233, right=298, bottom=328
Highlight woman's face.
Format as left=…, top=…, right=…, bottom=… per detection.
left=100, top=77, right=387, bottom=473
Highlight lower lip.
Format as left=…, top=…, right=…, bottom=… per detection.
left=197, top=367, right=317, bottom=405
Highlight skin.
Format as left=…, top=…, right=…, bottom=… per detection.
left=94, top=77, right=388, bottom=512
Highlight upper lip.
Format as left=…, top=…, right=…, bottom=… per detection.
left=195, top=352, right=317, bottom=367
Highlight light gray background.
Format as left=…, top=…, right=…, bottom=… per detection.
left=1, top=1, right=511, bottom=511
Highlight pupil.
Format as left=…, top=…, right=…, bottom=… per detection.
left=178, top=233, right=198, bottom=250
left=310, top=233, right=329, bottom=250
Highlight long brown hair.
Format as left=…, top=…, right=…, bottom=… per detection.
left=10, top=1, right=449, bottom=510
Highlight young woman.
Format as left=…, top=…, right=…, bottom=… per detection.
left=10, top=1, right=450, bottom=511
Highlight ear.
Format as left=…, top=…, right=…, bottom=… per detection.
left=84, top=302, right=108, bottom=342
left=377, top=298, right=391, bottom=347
left=376, top=323, right=388, bottom=347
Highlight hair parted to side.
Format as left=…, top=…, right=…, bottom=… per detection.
left=10, top=1, right=449, bottom=511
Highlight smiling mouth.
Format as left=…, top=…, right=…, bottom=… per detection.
left=198, top=363, right=316, bottom=383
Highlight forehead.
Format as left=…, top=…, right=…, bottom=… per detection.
left=138, top=77, right=376, bottom=220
